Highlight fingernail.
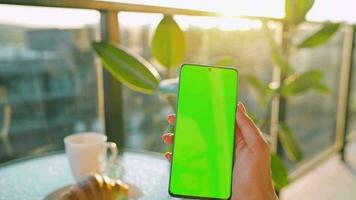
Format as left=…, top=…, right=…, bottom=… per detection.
left=237, top=103, right=243, bottom=113
left=167, top=114, right=175, bottom=124
left=238, top=102, right=246, bottom=114
left=161, top=134, right=167, bottom=142
left=164, top=152, right=172, bottom=161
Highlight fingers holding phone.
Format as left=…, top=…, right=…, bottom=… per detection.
left=162, top=114, right=175, bottom=161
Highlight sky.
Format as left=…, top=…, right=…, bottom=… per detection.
left=0, top=0, right=355, bottom=29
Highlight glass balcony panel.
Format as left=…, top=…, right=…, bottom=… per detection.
left=284, top=23, right=344, bottom=169
left=0, top=5, right=102, bottom=162
left=347, top=33, right=356, bottom=137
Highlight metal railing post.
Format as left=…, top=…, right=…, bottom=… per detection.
left=100, top=10, right=125, bottom=149
left=338, top=25, right=355, bottom=161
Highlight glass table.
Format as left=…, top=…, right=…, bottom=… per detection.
left=0, top=150, right=176, bottom=200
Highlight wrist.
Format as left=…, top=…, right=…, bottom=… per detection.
left=232, top=187, right=278, bottom=200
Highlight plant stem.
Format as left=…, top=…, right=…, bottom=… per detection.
left=276, top=22, right=292, bottom=155
left=279, top=23, right=292, bottom=123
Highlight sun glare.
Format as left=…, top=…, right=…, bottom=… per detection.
left=0, top=5, right=99, bottom=28
left=1, top=0, right=356, bottom=29
left=0, top=0, right=281, bottom=30
left=176, top=16, right=262, bottom=31
left=118, top=12, right=261, bottom=31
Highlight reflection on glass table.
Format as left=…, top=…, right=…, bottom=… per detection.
left=0, top=150, right=178, bottom=200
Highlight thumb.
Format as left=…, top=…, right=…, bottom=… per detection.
left=235, top=102, right=266, bottom=148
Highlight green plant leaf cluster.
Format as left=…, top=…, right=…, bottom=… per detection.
left=256, top=0, right=340, bottom=189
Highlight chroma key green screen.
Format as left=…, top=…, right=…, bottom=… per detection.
left=169, top=64, right=238, bottom=199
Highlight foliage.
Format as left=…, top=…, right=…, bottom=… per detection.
left=242, top=74, right=275, bottom=106
left=0, top=86, right=6, bottom=103
left=213, top=56, right=235, bottom=66
left=151, top=15, right=186, bottom=69
left=271, top=153, right=289, bottom=190
left=297, top=23, right=341, bottom=48
left=285, top=0, right=315, bottom=25
left=93, top=42, right=160, bottom=94
left=281, top=70, right=329, bottom=96
left=242, top=74, right=272, bottom=96
left=262, top=22, right=295, bottom=76
left=242, top=0, right=340, bottom=188
left=278, top=123, right=303, bottom=162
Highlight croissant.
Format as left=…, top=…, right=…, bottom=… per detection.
left=60, top=174, right=129, bottom=200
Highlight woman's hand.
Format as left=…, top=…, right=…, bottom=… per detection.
left=161, top=102, right=278, bottom=200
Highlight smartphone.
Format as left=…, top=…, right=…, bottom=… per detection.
left=169, top=64, right=238, bottom=199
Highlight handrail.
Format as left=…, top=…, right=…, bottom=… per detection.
left=0, top=0, right=232, bottom=16
left=0, top=0, right=287, bottom=23
left=0, top=0, right=337, bottom=25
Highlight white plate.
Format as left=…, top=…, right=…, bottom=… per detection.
left=43, top=183, right=142, bottom=200
left=44, top=185, right=71, bottom=200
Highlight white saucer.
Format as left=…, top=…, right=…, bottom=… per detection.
left=43, top=183, right=142, bottom=200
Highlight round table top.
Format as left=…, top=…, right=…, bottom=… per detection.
left=0, top=150, right=179, bottom=200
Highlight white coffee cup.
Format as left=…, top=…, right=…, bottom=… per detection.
left=64, top=132, right=118, bottom=181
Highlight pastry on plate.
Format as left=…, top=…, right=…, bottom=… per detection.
left=60, top=174, right=129, bottom=200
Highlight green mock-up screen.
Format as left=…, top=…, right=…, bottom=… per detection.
left=169, top=64, right=238, bottom=199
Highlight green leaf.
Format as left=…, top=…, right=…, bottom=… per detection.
left=262, top=22, right=294, bottom=76
left=151, top=16, right=186, bottom=68
left=278, top=123, right=303, bottom=162
left=271, top=154, right=289, bottom=190
left=93, top=42, right=160, bottom=94
left=242, top=74, right=276, bottom=106
left=271, top=48, right=294, bottom=76
left=285, top=0, right=315, bottom=25
left=313, top=82, right=330, bottom=93
left=0, top=86, right=6, bottom=103
left=297, top=23, right=340, bottom=48
left=242, top=74, right=270, bottom=96
left=213, top=56, right=235, bottom=66
left=281, top=70, right=329, bottom=96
